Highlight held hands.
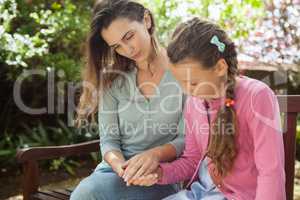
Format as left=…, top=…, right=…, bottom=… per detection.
left=128, top=172, right=159, bottom=186
left=121, top=149, right=161, bottom=186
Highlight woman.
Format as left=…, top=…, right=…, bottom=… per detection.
left=70, top=0, right=185, bottom=199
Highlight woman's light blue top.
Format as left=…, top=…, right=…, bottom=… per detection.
left=97, top=67, right=185, bottom=169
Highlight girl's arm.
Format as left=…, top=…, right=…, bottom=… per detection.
left=123, top=94, right=186, bottom=184
left=248, top=86, right=285, bottom=200
left=157, top=97, right=202, bottom=184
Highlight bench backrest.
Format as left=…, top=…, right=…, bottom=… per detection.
left=278, top=95, right=300, bottom=200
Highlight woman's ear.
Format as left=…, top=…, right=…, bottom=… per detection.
left=144, top=10, right=152, bottom=30
left=214, top=59, right=228, bottom=77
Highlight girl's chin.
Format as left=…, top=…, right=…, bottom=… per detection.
left=191, top=92, right=220, bottom=99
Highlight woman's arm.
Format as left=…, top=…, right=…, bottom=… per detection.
left=166, top=113, right=186, bottom=158
left=99, top=88, right=125, bottom=176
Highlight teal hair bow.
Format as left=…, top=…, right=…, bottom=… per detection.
left=210, top=35, right=225, bottom=53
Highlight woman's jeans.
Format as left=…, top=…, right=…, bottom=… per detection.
left=70, top=167, right=179, bottom=200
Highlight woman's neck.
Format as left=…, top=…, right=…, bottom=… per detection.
left=136, top=46, right=166, bottom=73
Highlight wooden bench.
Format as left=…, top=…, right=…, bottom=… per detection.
left=16, top=95, right=300, bottom=200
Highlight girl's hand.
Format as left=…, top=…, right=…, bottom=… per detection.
left=122, top=149, right=161, bottom=186
left=130, top=173, right=159, bottom=186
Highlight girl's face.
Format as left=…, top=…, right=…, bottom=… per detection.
left=170, top=57, right=228, bottom=99
left=101, top=13, right=152, bottom=63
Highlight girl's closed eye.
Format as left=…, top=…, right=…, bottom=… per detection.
left=190, top=82, right=198, bottom=86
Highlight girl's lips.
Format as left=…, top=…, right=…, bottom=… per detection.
left=131, top=51, right=141, bottom=60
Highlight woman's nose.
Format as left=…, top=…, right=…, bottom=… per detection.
left=124, top=45, right=135, bottom=56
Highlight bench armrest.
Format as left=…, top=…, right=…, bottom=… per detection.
left=16, top=139, right=100, bottom=162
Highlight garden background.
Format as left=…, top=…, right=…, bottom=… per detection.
left=0, top=0, right=300, bottom=199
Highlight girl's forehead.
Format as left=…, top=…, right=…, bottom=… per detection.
left=172, top=62, right=211, bottom=72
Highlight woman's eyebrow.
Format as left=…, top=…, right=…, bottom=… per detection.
left=109, top=30, right=132, bottom=48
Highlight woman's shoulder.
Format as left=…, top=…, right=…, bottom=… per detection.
left=103, top=68, right=136, bottom=97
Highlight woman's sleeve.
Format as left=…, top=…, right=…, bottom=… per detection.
left=167, top=115, right=185, bottom=157
left=247, top=86, right=286, bottom=200
left=167, top=94, right=187, bottom=157
left=98, top=88, right=122, bottom=157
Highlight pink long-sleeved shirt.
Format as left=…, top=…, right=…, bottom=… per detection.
left=158, top=76, right=286, bottom=200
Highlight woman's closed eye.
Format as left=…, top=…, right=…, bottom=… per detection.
left=113, top=45, right=120, bottom=51
left=125, top=32, right=134, bottom=41
left=112, top=32, right=134, bottom=52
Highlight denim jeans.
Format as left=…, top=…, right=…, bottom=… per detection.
left=70, top=167, right=179, bottom=200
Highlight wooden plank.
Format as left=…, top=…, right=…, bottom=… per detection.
left=283, top=112, right=298, bottom=200
left=23, top=161, right=39, bottom=200
left=65, top=188, right=73, bottom=193
left=17, top=140, right=100, bottom=162
left=42, top=191, right=69, bottom=200
left=278, top=95, right=300, bottom=113
left=51, top=189, right=71, bottom=197
left=31, top=192, right=61, bottom=200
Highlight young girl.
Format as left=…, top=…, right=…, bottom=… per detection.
left=71, top=0, right=185, bottom=199
left=130, top=17, right=286, bottom=200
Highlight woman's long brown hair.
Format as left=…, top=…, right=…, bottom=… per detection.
left=167, top=18, right=239, bottom=177
left=77, top=0, right=158, bottom=124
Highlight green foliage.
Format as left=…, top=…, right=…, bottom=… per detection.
left=0, top=133, right=17, bottom=165
left=18, top=119, right=98, bottom=148
left=0, top=0, right=48, bottom=69
left=0, top=119, right=98, bottom=174
left=140, top=0, right=181, bottom=45
left=0, top=0, right=91, bottom=80
left=49, top=157, right=81, bottom=175
left=140, top=0, right=264, bottom=45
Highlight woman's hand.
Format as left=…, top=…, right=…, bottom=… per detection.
left=122, top=148, right=161, bottom=186
left=104, top=150, right=126, bottom=177
left=130, top=173, right=159, bottom=186
left=111, top=159, right=126, bottom=177
left=130, top=167, right=163, bottom=186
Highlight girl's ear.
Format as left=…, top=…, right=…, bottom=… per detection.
left=144, top=10, right=152, bottom=30
left=214, top=59, right=228, bottom=77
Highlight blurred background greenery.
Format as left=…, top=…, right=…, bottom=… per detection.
left=0, top=0, right=299, bottom=186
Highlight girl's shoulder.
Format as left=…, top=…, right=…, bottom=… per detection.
left=235, top=76, right=277, bottom=113
left=235, top=75, right=275, bottom=98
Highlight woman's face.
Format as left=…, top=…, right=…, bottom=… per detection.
left=101, top=14, right=152, bottom=63
left=170, top=57, right=228, bottom=99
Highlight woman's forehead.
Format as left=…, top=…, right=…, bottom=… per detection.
left=100, top=18, right=139, bottom=45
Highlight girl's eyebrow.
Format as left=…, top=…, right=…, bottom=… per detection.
left=109, top=30, right=132, bottom=48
